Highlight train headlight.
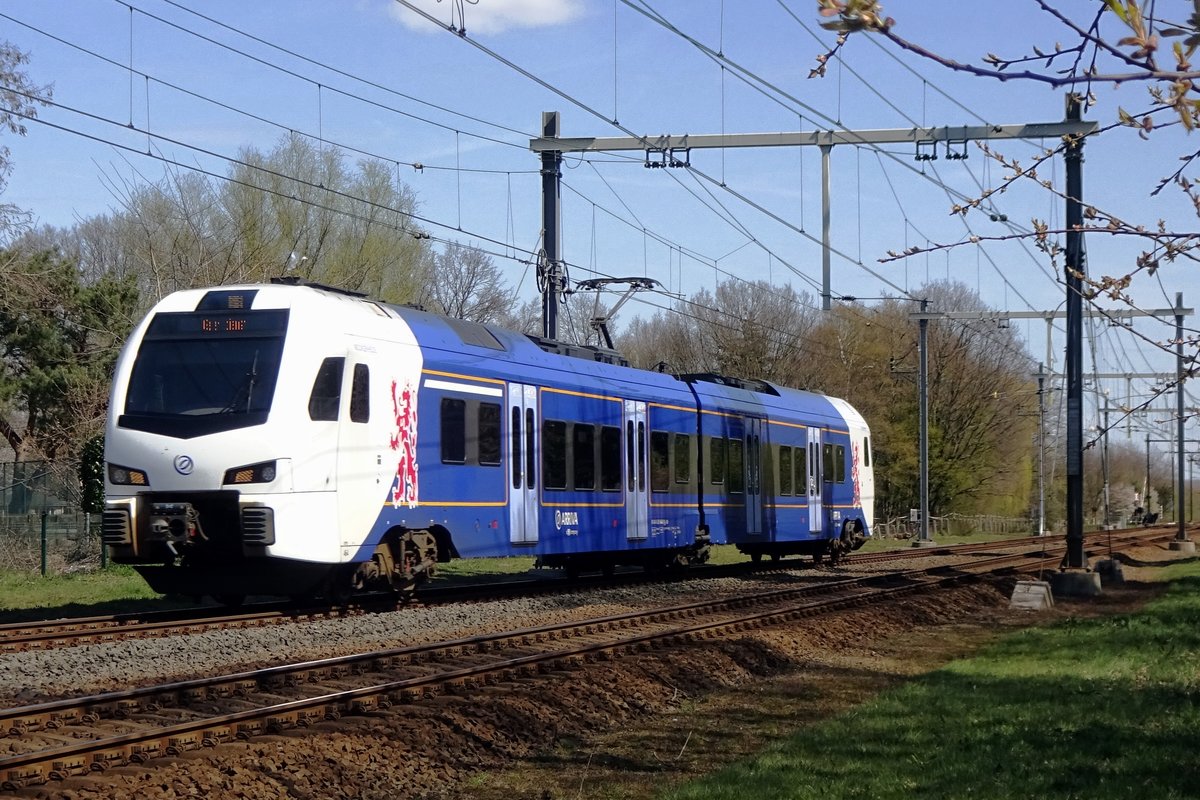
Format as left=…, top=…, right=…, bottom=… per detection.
left=108, top=464, right=149, bottom=486
left=223, top=460, right=278, bottom=485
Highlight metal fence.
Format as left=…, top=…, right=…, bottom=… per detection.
left=0, top=460, right=105, bottom=575
left=871, top=513, right=1036, bottom=540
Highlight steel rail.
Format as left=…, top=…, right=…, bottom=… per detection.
left=0, top=527, right=1173, bottom=790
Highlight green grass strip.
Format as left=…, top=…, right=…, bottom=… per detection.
left=664, top=562, right=1200, bottom=800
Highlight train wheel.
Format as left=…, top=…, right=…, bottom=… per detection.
left=749, top=552, right=763, bottom=564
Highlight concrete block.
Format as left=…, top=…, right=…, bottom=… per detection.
left=1169, top=540, right=1196, bottom=553
left=910, top=539, right=939, bottom=548
left=1009, top=580, right=1054, bottom=610
left=1050, top=569, right=1102, bottom=597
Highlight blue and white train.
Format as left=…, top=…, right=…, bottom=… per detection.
left=102, top=280, right=874, bottom=601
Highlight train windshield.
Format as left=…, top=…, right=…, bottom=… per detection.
left=119, top=310, right=290, bottom=438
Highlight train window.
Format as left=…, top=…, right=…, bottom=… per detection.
left=637, top=422, right=646, bottom=491
left=649, top=431, right=670, bottom=492
left=779, top=445, right=792, bottom=496
left=863, top=437, right=871, bottom=467
left=795, top=447, right=807, bottom=494
left=728, top=437, right=744, bottom=493
left=441, top=398, right=466, bottom=464
left=511, top=408, right=522, bottom=489
left=573, top=424, right=596, bottom=490
left=600, top=425, right=621, bottom=491
left=823, top=443, right=834, bottom=483
left=307, top=357, right=344, bottom=421
left=479, top=403, right=501, bottom=466
left=525, top=409, right=536, bottom=489
left=835, top=444, right=846, bottom=483
left=543, top=420, right=567, bottom=490
left=710, top=437, right=725, bottom=485
left=626, top=421, right=635, bottom=492
left=674, top=434, right=691, bottom=484
left=350, top=364, right=370, bottom=423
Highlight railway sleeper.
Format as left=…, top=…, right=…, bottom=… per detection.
left=50, top=756, right=87, bottom=780
left=3, top=766, right=43, bottom=790
left=167, top=732, right=201, bottom=755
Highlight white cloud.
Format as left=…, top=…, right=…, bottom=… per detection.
left=388, top=0, right=585, bottom=35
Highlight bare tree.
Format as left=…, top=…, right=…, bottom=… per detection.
left=813, top=1, right=1199, bottom=417
left=426, top=243, right=512, bottom=323
left=0, top=41, right=52, bottom=238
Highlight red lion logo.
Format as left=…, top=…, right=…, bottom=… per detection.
left=389, top=379, right=419, bottom=508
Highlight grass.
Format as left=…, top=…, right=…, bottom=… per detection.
left=0, top=565, right=199, bottom=623
left=661, top=558, right=1200, bottom=800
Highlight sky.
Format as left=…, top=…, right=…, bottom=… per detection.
left=1, top=0, right=1197, bottom=455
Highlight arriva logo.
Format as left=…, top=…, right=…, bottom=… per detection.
left=174, top=455, right=195, bottom=476
left=554, top=510, right=579, bottom=529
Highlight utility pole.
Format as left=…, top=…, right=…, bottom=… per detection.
left=539, top=111, right=565, bottom=340
left=1037, top=363, right=1047, bottom=536
left=1171, top=292, right=1195, bottom=550
left=916, top=298, right=932, bottom=546
left=1063, top=93, right=1088, bottom=574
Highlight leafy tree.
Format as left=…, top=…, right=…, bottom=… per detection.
left=78, top=433, right=105, bottom=513
left=0, top=247, right=139, bottom=460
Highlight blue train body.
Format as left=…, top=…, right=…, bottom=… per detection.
left=102, top=282, right=874, bottom=600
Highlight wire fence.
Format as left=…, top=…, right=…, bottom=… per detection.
left=0, top=460, right=106, bottom=575
left=872, top=512, right=1036, bottom=540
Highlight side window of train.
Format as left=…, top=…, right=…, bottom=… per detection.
left=543, top=420, right=567, bottom=490
left=573, top=423, right=596, bottom=490
left=649, top=430, right=670, bottom=492
left=600, top=425, right=621, bottom=491
left=822, top=443, right=834, bottom=483
left=835, top=444, right=847, bottom=483
left=795, top=447, right=807, bottom=494
left=710, top=437, right=726, bottom=486
left=673, top=433, right=690, bottom=485
left=863, top=437, right=871, bottom=467
left=350, top=364, right=370, bottom=423
left=479, top=403, right=501, bottom=466
left=728, top=437, right=745, bottom=494
left=779, top=445, right=792, bottom=496
left=308, top=357, right=344, bottom=421
left=441, top=398, right=466, bottom=464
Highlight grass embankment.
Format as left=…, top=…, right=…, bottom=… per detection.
left=664, top=559, right=1200, bottom=800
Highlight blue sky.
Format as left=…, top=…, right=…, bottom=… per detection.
left=1, top=0, right=1196, bottom=443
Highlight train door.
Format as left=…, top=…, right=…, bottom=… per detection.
left=624, top=399, right=648, bottom=541
left=807, top=429, right=823, bottom=535
left=745, top=418, right=763, bottom=536
left=508, top=383, right=539, bottom=544
left=338, top=358, right=381, bottom=547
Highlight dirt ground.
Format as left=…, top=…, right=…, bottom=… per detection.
left=22, top=546, right=1180, bottom=800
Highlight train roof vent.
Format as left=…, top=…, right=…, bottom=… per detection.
left=196, top=289, right=258, bottom=311
left=527, top=335, right=630, bottom=367
left=681, top=373, right=780, bottom=395
left=444, top=317, right=505, bottom=351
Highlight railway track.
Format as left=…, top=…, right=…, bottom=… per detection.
left=0, top=526, right=1173, bottom=791
left=0, top=527, right=1179, bottom=653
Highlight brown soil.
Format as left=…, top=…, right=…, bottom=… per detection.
left=16, top=546, right=1179, bottom=800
